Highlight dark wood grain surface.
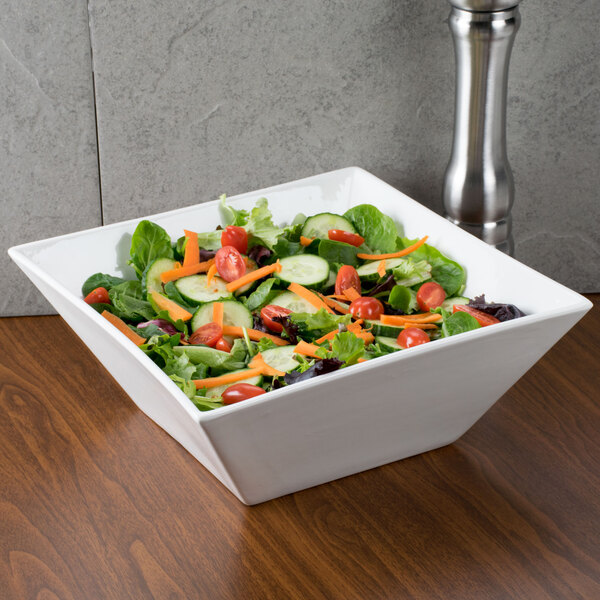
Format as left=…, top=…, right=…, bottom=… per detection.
left=1, top=297, right=599, bottom=600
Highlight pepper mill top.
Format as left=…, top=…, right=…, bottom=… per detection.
left=447, top=0, right=522, bottom=11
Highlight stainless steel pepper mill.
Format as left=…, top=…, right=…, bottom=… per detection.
left=443, top=0, right=522, bottom=254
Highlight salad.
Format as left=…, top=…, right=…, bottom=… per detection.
left=82, top=196, right=524, bottom=411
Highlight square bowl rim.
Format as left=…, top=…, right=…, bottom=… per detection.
left=8, top=166, right=593, bottom=424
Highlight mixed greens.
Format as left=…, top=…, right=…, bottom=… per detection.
left=82, top=196, right=523, bottom=410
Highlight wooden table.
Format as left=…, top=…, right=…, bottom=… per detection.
left=1, top=297, right=599, bottom=599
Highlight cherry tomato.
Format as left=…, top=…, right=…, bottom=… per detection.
left=453, top=304, right=500, bottom=327
left=397, top=327, right=430, bottom=349
left=189, top=322, right=223, bottom=347
left=221, top=226, right=248, bottom=254
left=261, top=305, right=292, bottom=333
left=215, top=245, right=246, bottom=282
left=416, top=281, right=446, bottom=311
left=349, top=297, right=384, bottom=320
left=215, top=337, right=232, bottom=352
left=328, top=229, right=365, bottom=247
left=222, top=383, right=266, bottom=405
left=335, top=265, right=361, bottom=296
left=84, top=287, right=110, bottom=305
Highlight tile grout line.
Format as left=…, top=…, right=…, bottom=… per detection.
left=85, top=0, right=104, bottom=226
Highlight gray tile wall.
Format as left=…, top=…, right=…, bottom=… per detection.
left=0, top=0, right=101, bottom=316
left=3, top=0, right=599, bottom=316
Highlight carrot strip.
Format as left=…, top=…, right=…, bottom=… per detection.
left=182, top=230, right=199, bottom=267
left=206, top=263, right=218, bottom=285
left=380, top=313, right=442, bottom=325
left=248, top=354, right=286, bottom=377
left=343, top=287, right=361, bottom=302
left=326, top=294, right=352, bottom=301
left=193, top=368, right=263, bottom=390
left=160, top=259, right=214, bottom=283
left=357, top=236, right=429, bottom=260
left=357, top=358, right=368, bottom=363
left=101, top=310, right=146, bottom=346
left=300, top=236, right=314, bottom=246
left=399, top=323, right=438, bottom=330
left=150, top=291, right=193, bottom=322
left=377, top=259, right=387, bottom=278
left=212, top=302, right=224, bottom=327
left=226, top=260, right=282, bottom=293
left=221, top=325, right=289, bottom=346
left=288, top=282, right=334, bottom=314
left=293, top=340, right=323, bottom=359
left=315, top=330, right=339, bottom=344
left=319, top=294, right=349, bottom=315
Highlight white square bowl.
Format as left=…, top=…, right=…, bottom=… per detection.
left=9, top=167, right=592, bottom=505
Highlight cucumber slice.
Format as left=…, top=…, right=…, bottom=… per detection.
left=365, top=319, right=405, bottom=337
left=175, top=274, right=231, bottom=304
left=201, top=370, right=263, bottom=399
left=302, top=213, right=356, bottom=239
left=275, top=255, right=330, bottom=288
left=191, top=300, right=253, bottom=332
left=356, top=257, right=407, bottom=281
left=143, top=257, right=178, bottom=294
left=270, top=291, right=319, bottom=314
left=440, top=296, right=470, bottom=312
left=376, top=336, right=403, bottom=352
left=261, top=346, right=299, bottom=373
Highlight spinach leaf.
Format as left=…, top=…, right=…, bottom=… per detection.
left=109, top=281, right=155, bottom=322
left=442, top=311, right=481, bottom=337
left=245, top=278, right=279, bottom=311
left=129, top=220, right=174, bottom=278
left=272, top=237, right=303, bottom=258
left=388, top=285, right=418, bottom=313
left=164, top=281, right=196, bottom=311
left=82, top=273, right=128, bottom=296
left=318, top=239, right=359, bottom=267
left=344, top=204, right=399, bottom=254
left=402, top=240, right=466, bottom=297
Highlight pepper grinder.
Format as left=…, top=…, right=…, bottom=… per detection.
left=443, top=0, right=522, bottom=254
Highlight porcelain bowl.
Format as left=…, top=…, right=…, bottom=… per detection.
left=9, top=167, right=592, bottom=504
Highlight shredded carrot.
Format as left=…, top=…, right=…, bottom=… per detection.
left=248, top=354, right=286, bottom=377
left=160, top=259, right=214, bottom=283
left=357, top=358, right=368, bottom=363
left=221, top=325, right=289, bottom=346
left=400, top=323, right=438, bottom=330
left=392, top=312, right=429, bottom=320
left=193, top=368, right=263, bottom=390
left=287, top=282, right=334, bottom=314
left=319, top=294, right=349, bottom=314
left=343, top=287, right=361, bottom=302
left=314, top=320, right=367, bottom=345
left=300, top=236, right=315, bottom=247
left=226, top=260, right=282, bottom=293
left=326, top=294, right=353, bottom=301
left=101, top=310, right=146, bottom=346
left=150, top=291, right=193, bottom=322
left=206, top=263, right=218, bottom=285
left=182, top=230, right=199, bottom=267
left=212, top=302, right=224, bottom=327
left=380, top=313, right=442, bottom=325
left=357, top=236, right=429, bottom=260
left=377, top=259, right=387, bottom=278
left=293, top=340, right=323, bottom=358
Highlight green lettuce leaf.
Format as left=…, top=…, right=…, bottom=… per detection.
left=108, top=281, right=155, bottom=321
left=392, top=258, right=432, bottom=287
left=288, top=309, right=351, bottom=341
left=129, top=220, right=174, bottom=278
left=330, top=331, right=365, bottom=366
left=219, top=193, right=249, bottom=227
left=344, top=204, right=400, bottom=254
left=244, top=198, right=285, bottom=249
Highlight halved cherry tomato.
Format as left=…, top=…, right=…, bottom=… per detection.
left=84, top=287, right=110, bottom=305
left=222, top=383, right=266, bottom=405
left=261, top=305, right=292, bottom=333
left=349, top=297, right=384, bottom=320
left=416, top=281, right=446, bottom=311
left=335, top=265, right=361, bottom=296
left=215, top=337, right=232, bottom=352
left=215, top=245, right=246, bottom=282
left=453, top=304, right=500, bottom=327
left=221, top=226, right=248, bottom=254
left=328, top=229, right=365, bottom=247
left=189, top=322, right=223, bottom=347
left=397, top=327, right=430, bottom=349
